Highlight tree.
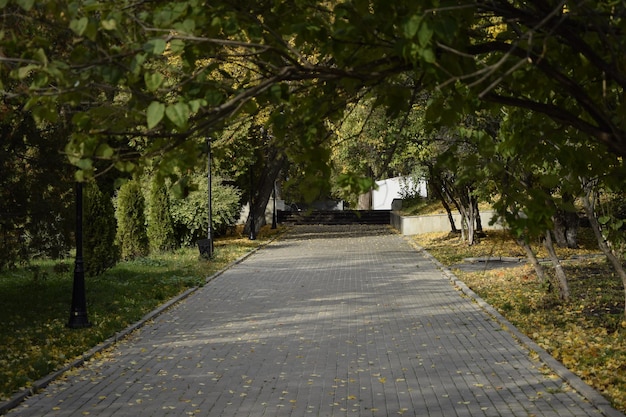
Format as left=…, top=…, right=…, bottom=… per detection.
left=115, top=180, right=149, bottom=260
left=5, top=0, right=626, bottom=312
left=213, top=120, right=288, bottom=237
left=417, top=2, right=626, bottom=157
left=244, top=125, right=287, bottom=236
left=1, top=1, right=626, bottom=180
left=414, top=104, right=501, bottom=244
left=431, top=130, right=485, bottom=245
left=147, top=176, right=177, bottom=253
left=330, top=93, right=424, bottom=207
left=84, top=181, right=119, bottom=275
left=0, top=1, right=425, bottom=185
left=169, top=172, right=242, bottom=246
left=0, top=111, right=74, bottom=268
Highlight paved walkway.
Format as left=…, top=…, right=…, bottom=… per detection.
left=7, top=225, right=624, bottom=417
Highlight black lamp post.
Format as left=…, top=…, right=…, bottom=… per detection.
left=198, top=138, right=214, bottom=258
left=271, top=180, right=277, bottom=229
left=68, top=181, right=91, bottom=329
left=249, top=164, right=256, bottom=240
left=206, top=138, right=214, bottom=256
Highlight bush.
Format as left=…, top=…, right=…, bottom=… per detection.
left=170, top=173, right=242, bottom=246
left=0, top=227, right=26, bottom=270
left=147, top=177, right=177, bottom=253
left=0, top=116, right=74, bottom=269
left=211, top=179, right=243, bottom=235
left=115, top=180, right=149, bottom=260
left=84, top=181, right=119, bottom=275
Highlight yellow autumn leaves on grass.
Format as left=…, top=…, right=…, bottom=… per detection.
left=413, top=230, right=626, bottom=413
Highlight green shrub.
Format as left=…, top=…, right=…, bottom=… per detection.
left=170, top=173, right=242, bottom=246
left=23, top=212, right=72, bottom=260
left=84, top=182, right=119, bottom=275
left=0, top=116, right=74, bottom=269
left=147, top=177, right=177, bottom=253
left=211, top=179, right=243, bottom=235
left=115, top=179, right=149, bottom=260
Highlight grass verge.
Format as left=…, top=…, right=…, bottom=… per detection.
left=412, top=229, right=626, bottom=413
left=0, top=226, right=284, bottom=401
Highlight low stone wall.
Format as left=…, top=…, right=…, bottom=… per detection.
left=391, top=210, right=504, bottom=235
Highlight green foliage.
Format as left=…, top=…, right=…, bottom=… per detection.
left=594, top=191, right=626, bottom=259
left=333, top=172, right=377, bottom=207
left=3, top=1, right=626, bottom=314
left=329, top=92, right=426, bottom=205
left=332, top=97, right=421, bottom=177
left=84, top=181, right=119, bottom=276
left=115, top=180, right=149, bottom=260
left=211, top=179, right=243, bottom=235
left=484, top=108, right=612, bottom=242
left=170, top=173, right=242, bottom=246
left=147, top=177, right=177, bottom=253
left=0, top=112, right=73, bottom=269
left=398, top=166, right=428, bottom=199
left=1, top=0, right=626, bottom=184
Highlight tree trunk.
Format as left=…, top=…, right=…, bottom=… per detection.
left=458, top=204, right=468, bottom=243
left=581, top=183, right=626, bottom=317
left=474, top=198, right=484, bottom=233
left=443, top=199, right=458, bottom=233
left=357, top=190, right=372, bottom=210
left=517, top=238, right=547, bottom=283
left=465, top=197, right=476, bottom=245
left=244, top=150, right=286, bottom=237
left=544, top=230, right=570, bottom=301
left=437, top=187, right=457, bottom=233
left=427, top=168, right=458, bottom=233
left=456, top=185, right=476, bottom=245
left=552, top=194, right=579, bottom=248
left=469, top=193, right=483, bottom=243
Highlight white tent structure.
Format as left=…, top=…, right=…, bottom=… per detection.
left=371, top=176, right=427, bottom=210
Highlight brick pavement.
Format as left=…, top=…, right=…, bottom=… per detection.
left=6, top=225, right=624, bottom=417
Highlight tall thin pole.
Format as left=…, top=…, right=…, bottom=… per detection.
left=249, top=164, right=256, bottom=240
left=271, top=180, right=277, bottom=229
left=207, top=138, right=214, bottom=257
left=68, top=181, right=91, bottom=329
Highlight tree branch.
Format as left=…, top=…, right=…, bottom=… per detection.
left=482, top=92, right=626, bottom=156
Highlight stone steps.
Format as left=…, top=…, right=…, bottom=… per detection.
left=277, top=210, right=391, bottom=225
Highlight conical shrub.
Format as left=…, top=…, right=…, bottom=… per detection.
left=84, top=181, right=119, bottom=275
left=147, top=177, right=177, bottom=253
left=115, top=179, right=149, bottom=260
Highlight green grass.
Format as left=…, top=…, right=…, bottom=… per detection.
left=0, top=226, right=284, bottom=401
left=413, top=229, right=626, bottom=413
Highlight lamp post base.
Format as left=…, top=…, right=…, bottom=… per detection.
left=197, top=238, right=213, bottom=258
left=67, top=311, right=92, bottom=329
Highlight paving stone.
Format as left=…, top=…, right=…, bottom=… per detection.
left=6, top=225, right=622, bottom=417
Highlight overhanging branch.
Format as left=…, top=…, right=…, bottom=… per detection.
left=483, top=92, right=626, bottom=156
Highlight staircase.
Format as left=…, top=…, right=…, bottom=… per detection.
left=277, top=210, right=391, bottom=225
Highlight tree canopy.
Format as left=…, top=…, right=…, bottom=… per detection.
left=2, top=1, right=626, bottom=238
left=1, top=1, right=624, bottom=172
